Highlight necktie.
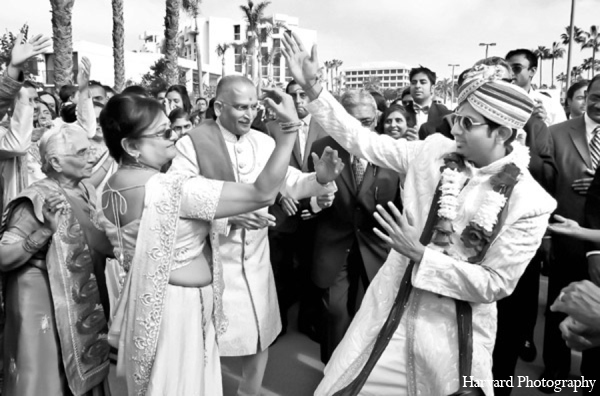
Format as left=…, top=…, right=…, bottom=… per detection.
left=590, top=126, right=600, bottom=171
left=298, top=121, right=308, bottom=161
left=352, top=156, right=366, bottom=187
left=413, top=104, right=430, bottom=114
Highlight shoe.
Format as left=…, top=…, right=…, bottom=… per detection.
left=538, top=369, right=568, bottom=394
left=519, top=340, right=537, bottom=362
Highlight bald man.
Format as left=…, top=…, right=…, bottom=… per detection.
left=168, top=76, right=339, bottom=396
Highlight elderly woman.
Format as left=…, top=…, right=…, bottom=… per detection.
left=100, top=91, right=341, bottom=395
left=0, top=124, right=113, bottom=395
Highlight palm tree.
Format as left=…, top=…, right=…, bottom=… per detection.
left=239, top=0, right=271, bottom=89
left=49, top=0, right=75, bottom=88
left=579, top=25, right=600, bottom=78
left=111, top=0, right=125, bottom=92
left=262, top=47, right=280, bottom=85
left=435, top=78, right=452, bottom=103
left=324, top=60, right=334, bottom=91
left=533, top=46, right=550, bottom=87
left=363, top=76, right=381, bottom=92
left=164, top=0, right=181, bottom=86
left=332, top=59, right=343, bottom=94
left=555, top=71, right=567, bottom=92
left=182, top=0, right=203, bottom=95
left=581, top=57, right=600, bottom=79
left=571, top=65, right=583, bottom=82
left=548, top=42, right=565, bottom=88
left=233, top=40, right=253, bottom=77
left=561, top=25, right=584, bottom=46
left=215, top=42, right=230, bottom=77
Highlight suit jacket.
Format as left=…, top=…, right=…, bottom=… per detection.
left=551, top=116, right=591, bottom=259
left=584, top=170, right=600, bottom=252
left=308, top=136, right=402, bottom=289
left=405, top=102, right=451, bottom=140
left=267, top=118, right=328, bottom=233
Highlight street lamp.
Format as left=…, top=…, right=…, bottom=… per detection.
left=479, top=42, right=496, bottom=58
left=448, top=64, right=460, bottom=104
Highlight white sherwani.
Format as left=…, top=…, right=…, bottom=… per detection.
left=169, top=122, right=336, bottom=356
left=309, top=91, right=557, bottom=396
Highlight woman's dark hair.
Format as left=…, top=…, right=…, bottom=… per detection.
left=100, top=94, right=166, bottom=162
left=166, top=84, right=192, bottom=113
left=168, top=108, right=190, bottom=124
left=38, top=91, right=60, bottom=115
left=205, top=97, right=217, bottom=120
left=122, top=85, right=151, bottom=97
left=59, top=84, right=77, bottom=103
left=377, top=105, right=415, bottom=134
left=60, top=103, right=77, bottom=123
left=369, top=91, right=387, bottom=113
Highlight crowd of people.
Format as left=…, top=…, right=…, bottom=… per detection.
left=0, top=26, right=600, bottom=396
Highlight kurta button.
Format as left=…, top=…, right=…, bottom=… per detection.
left=236, top=146, right=243, bottom=153
left=239, top=162, right=246, bottom=168
left=244, top=256, right=249, bottom=261
left=245, top=240, right=251, bottom=245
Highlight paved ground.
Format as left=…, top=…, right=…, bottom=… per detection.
left=108, top=276, right=589, bottom=395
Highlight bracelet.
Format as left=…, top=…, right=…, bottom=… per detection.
left=279, top=121, right=303, bottom=129
left=22, top=232, right=49, bottom=254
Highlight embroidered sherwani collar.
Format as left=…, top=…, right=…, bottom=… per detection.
left=463, top=143, right=530, bottom=177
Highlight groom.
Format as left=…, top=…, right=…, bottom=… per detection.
left=279, top=31, right=556, bottom=396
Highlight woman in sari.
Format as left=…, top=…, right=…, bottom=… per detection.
left=99, top=89, right=342, bottom=395
left=0, top=123, right=113, bottom=395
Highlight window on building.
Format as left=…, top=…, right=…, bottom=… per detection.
left=234, top=25, right=241, bottom=40
left=262, top=47, right=269, bottom=77
left=391, top=76, right=397, bottom=80
left=234, top=45, right=243, bottom=73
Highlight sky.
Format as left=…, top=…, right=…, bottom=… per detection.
left=1, top=0, right=599, bottom=86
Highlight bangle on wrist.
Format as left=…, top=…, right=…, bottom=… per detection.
left=279, top=120, right=303, bottom=134
left=22, top=231, right=51, bottom=254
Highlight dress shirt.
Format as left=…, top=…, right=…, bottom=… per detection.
left=414, top=99, right=432, bottom=129
left=585, top=113, right=600, bottom=145
left=299, top=114, right=311, bottom=161
left=528, top=89, right=567, bottom=127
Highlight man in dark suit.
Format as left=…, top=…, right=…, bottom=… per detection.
left=308, top=90, right=402, bottom=362
left=403, top=67, right=451, bottom=139
left=266, top=80, right=328, bottom=337
left=539, top=75, right=600, bottom=393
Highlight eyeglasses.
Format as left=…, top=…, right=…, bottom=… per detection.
left=65, top=147, right=94, bottom=159
left=510, top=65, right=524, bottom=75
left=219, top=101, right=259, bottom=112
left=500, top=78, right=513, bottom=83
left=448, top=114, right=488, bottom=132
left=138, top=128, right=177, bottom=140
left=358, top=117, right=376, bottom=127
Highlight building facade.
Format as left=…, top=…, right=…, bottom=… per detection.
left=342, top=61, right=411, bottom=90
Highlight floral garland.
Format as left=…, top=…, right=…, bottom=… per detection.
left=430, top=152, right=521, bottom=263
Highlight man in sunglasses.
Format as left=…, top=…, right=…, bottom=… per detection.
left=280, top=31, right=556, bottom=396
left=168, top=75, right=343, bottom=396
left=506, top=49, right=566, bottom=126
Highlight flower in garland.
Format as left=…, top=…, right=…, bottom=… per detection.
left=432, top=168, right=464, bottom=246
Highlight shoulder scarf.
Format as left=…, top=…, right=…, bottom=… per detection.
left=109, top=173, right=227, bottom=395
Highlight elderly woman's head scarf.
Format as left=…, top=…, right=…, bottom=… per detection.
left=457, top=65, right=534, bottom=130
